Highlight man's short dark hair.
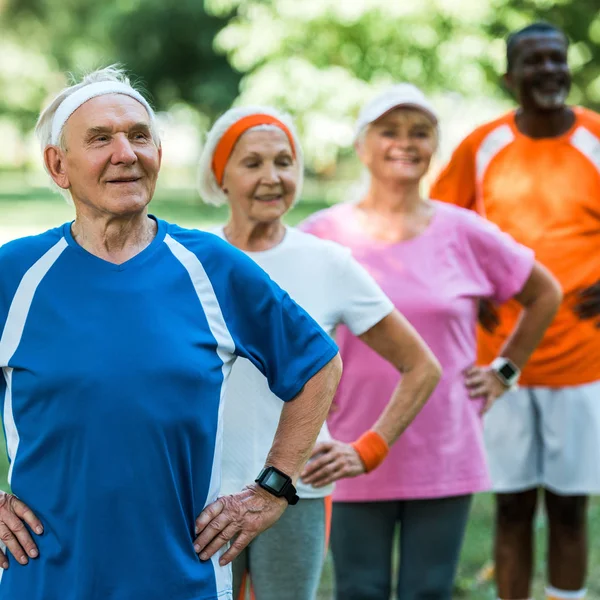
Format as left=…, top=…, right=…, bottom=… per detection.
left=506, top=22, right=568, bottom=71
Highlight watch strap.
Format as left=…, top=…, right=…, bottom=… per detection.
left=255, top=466, right=299, bottom=506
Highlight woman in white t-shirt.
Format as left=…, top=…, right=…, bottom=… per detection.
left=197, top=106, right=441, bottom=600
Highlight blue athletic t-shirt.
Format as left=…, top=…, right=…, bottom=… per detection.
left=0, top=217, right=338, bottom=600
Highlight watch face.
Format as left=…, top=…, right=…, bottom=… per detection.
left=498, top=362, right=517, bottom=379
left=262, top=469, right=287, bottom=493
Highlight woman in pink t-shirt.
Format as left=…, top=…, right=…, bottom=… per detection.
left=299, top=84, right=562, bottom=600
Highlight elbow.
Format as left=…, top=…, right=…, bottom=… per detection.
left=550, top=279, right=564, bottom=309
left=408, top=349, right=442, bottom=390
left=426, top=353, right=443, bottom=388
left=330, top=352, right=343, bottom=386
left=535, top=276, right=563, bottom=318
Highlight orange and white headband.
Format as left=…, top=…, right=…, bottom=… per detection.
left=51, top=81, right=154, bottom=145
left=211, top=114, right=296, bottom=186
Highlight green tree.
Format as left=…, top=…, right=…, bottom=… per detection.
left=206, top=0, right=600, bottom=171
left=2, top=0, right=241, bottom=118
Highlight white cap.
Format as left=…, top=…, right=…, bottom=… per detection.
left=355, top=84, right=438, bottom=140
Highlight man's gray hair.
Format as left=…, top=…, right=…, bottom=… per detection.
left=35, top=65, right=160, bottom=202
left=197, top=105, right=304, bottom=207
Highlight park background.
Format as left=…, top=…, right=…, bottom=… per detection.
left=1, top=0, right=600, bottom=597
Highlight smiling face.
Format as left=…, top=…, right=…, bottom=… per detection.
left=506, top=32, right=571, bottom=111
left=221, top=127, right=298, bottom=224
left=46, top=94, right=162, bottom=217
left=357, top=107, right=437, bottom=184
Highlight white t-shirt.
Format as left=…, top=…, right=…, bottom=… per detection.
left=216, top=226, right=394, bottom=499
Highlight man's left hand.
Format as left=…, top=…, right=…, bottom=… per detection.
left=193, top=485, right=286, bottom=566
left=464, top=365, right=509, bottom=415
left=574, top=281, right=600, bottom=326
left=300, top=441, right=366, bottom=488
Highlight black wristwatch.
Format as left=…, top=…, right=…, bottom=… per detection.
left=255, top=466, right=299, bottom=506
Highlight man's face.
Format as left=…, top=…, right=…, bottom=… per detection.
left=52, top=94, right=162, bottom=217
left=505, top=32, right=571, bottom=111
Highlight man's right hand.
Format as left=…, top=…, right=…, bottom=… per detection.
left=0, top=491, right=43, bottom=568
left=478, top=299, right=500, bottom=333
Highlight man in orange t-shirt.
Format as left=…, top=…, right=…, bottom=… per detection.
left=431, top=22, right=600, bottom=600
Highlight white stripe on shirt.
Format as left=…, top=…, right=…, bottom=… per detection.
left=570, top=126, right=600, bottom=173
left=164, top=234, right=235, bottom=596
left=0, top=237, right=68, bottom=486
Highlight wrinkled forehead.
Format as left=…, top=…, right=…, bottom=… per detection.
left=63, top=94, right=152, bottom=139
left=512, top=32, right=568, bottom=63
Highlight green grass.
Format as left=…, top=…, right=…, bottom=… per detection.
left=1, top=182, right=600, bottom=599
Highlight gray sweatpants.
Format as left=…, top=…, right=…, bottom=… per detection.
left=232, top=497, right=329, bottom=600
left=331, top=495, right=473, bottom=600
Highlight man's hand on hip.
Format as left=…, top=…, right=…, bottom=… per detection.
left=0, top=491, right=43, bottom=568
left=193, top=484, right=287, bottom=566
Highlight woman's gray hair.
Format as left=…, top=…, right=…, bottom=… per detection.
left=197, top=105, right=304, bottom=207
left=35, top=65, right=160, bottom=203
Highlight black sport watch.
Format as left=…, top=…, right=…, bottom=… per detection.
left=255, top=466, right=299, bottom=506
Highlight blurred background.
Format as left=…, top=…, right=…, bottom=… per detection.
left=1, top=0, right=599, bottom=597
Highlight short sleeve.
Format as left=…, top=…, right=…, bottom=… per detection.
left=197, top=235, right=339, bottom=401
left=461, top=211, right=535, bottom=304
left=335, top=250, right=394, bottom=335
left=430, top=135, right=477, bottom=210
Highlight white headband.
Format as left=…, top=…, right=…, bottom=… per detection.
left=50, top=81, right=154, bottom=145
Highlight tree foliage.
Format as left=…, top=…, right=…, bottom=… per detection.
left=1, top=0, right=598, bottom=168
left=205, top=0, right=600, bottom=169
left=1, top=0, right=241, bottom=127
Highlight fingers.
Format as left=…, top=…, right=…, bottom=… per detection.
left=301, top=449, right=336, bottom=480
left=308, top=441, right=333, bottom=460
left=310, top=465, right=345, bottom=488
left=463, top=368, right=486, bottom=397
left=6, top=514, right=38, bottom=561
left=305, top=457, right=346, bottom=488
left=12, top=499, right=43, bottom=537
left=218, top=531, right=254, bottom=566
left=0, top=523, right=30, bottom=566
left=0, top=548, right=7, bottom=570
left=196, top=522, right=239, bottom=561
left=467, top=381, right=487, bottom=398
left=194, top=508, right=230, bottom=555
left=194, top=499, right=224, bottom=536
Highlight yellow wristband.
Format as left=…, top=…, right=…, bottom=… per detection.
left=351, top=430, right=389, bottom=473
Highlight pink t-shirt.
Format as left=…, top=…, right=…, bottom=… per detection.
left=300, top=201, right=535, bottom=501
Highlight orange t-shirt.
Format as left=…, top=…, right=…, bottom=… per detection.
left=430, top=107, right=600, bottom=387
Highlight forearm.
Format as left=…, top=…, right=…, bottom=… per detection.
left=265, top=354, right=342, bottom=481
left=371, top=356, right=441, bottom=446
left=357, top=311, right=441, bottom=447
left=499, top=287, right=561, bottom=369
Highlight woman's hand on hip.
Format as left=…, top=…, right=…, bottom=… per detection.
left=193, top=485, right=287, bottom=566
left=464, top=365, right=509, bottom=415
left=300, top=440, right=366, bottom=488
left=0, top=491, right=43, bottom=568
